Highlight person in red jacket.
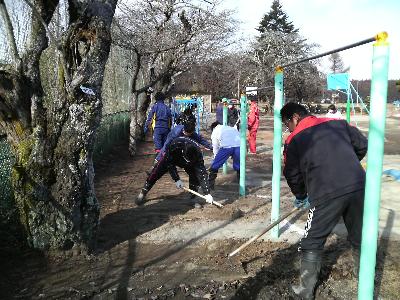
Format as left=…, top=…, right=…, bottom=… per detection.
left=247, top=95, right=260, bottom=154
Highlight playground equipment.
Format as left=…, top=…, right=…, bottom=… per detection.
left=218, top=97, right=247, bottom=196
left=326, top=72, right=370, bottom=122
left=272, top=32, right=390, bottom=300
left=239, top=95, right=248, bottom=196
left=172, top=96, right=212, bottom=133
left=171, top=96, right=202, bottom=133
left=222, top=99, right=228, bottom=175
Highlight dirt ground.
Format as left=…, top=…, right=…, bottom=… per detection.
left=1, top=113, right=400, bottom=300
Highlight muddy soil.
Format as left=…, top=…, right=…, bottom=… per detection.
left=1, top=115, right=399, bottom=300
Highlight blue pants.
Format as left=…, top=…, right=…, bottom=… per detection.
left=153, top=127, right=170, bottom=150
left=210, top=147, right=240, bottom=171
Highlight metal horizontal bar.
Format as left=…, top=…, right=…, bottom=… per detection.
left=245, top=86, right=274, bottom=93
left=281, top=36, right=376, bottom=69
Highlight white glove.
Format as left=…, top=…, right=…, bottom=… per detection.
left=175, top=180, right=183, bottom=189
left=204, top=194, right=213, bottom=204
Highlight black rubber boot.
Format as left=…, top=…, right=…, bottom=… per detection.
left=208, top=169, right=218, bottom=190
left=291, top=250, right=322, bottom=300
left=352, top=247, right=360, bottom=278
left=236, top=170, right=240, bottom=183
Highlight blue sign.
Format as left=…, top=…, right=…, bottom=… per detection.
left=327, top=73, right=349, bottom=90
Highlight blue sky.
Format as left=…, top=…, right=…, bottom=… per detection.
left=224, top=0, right=399, bottom=80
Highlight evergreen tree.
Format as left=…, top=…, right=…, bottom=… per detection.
left=328, top=53, right=345, bottom=73
left=257, top=0, right=298, bottom=34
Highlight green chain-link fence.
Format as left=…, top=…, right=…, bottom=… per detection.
left=93, top=111, right=130, bottom=161
left=0, top=138, right=15, bottom=222
left=0, top=137, right=21, bottom=249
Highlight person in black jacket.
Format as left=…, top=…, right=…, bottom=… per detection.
left=281, top=102, right=367, bottom=300
left=135, top=136, right=213, bottom=206
left=228, top=103, right=239, bottom=128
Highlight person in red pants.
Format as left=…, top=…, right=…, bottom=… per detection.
left=247, top=95, right=260, bottom=154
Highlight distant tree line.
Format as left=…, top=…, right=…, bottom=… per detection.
left=173, top=0, right=324, bottom=104
left=350, top=80, right=400, bottom=102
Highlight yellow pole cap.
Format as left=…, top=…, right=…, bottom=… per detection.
left=375, top=31, right=389, bottom=45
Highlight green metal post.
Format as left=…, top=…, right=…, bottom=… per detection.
left=223, top=103, right=228, bottom=174
left=239, top=95, right=247, bottom=196
left=346, top=91, right=351, bottom=123
left=358, top=32, right=389, bottom=300
left=271, top=68, right=284, bottom=238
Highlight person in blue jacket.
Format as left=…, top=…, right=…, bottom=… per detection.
left=155, top=113, right=212, bottom=162
left=215, top=98, right=227, bottom=125
left=135, top=136, right=213, bottom=206
left=144, top=92, right=172, bottom=152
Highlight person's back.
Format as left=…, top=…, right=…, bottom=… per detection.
left=281, top=102, right=367, bottom=300
left=248, top=101, right=260, bottom=128
left=145, top=92, right=172, bottom=129
left=144, top=92, right=172, bottom=151
left=156, top=114, right=211, bottom=161
left=247, top=98, right=260, bottom=154
left=284, top=116, right=366, bottom=204
left=167, top=136, right=204, bottom=169
left=176, top=107, right=194, bottom=125
left=209, top=122, right=241, bottom=188
left=325, top=104, right=342, bottom=119
left=166, top=135, right=210, bottom=199
left=228, top=106, right=239, bottom=127
left=136, top=135, right=211, bottom=206
left=151, top=101, right=171, bottom=128
left=216, top=103, right=223, bottom=124
left=217, top=125, right=240, bottom=148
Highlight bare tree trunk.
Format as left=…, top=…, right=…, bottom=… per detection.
left=128, top=92, right=139, bottom=155
left=0, top=0, right=117, bottom=251
left=128, top=91, right=150, bottom=156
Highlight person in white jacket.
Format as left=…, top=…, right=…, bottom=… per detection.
left=208, top=121, right=241, bottom=189
left=325, top=104, right=343, bottom=119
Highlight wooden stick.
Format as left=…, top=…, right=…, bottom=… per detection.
left=228, top=207, right=301, bottom=257
left=182, top=187, right=224, bottom=208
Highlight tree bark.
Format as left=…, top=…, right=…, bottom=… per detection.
left=128, top=91, right=150, bottom=156
left=0, top=0, right=117, bottom=251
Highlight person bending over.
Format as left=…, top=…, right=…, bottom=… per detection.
left=208, top=121, right=241, bottom=189
left=135, top=136, right=213, bottom=206
left=155, top=113, right=211, bottom=162
left=281, top=102, right=367, bottom=300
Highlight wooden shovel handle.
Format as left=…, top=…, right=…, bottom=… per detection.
left=182, top=187, right=224, bottom=208
left=228, top=207, right=301, bottom=257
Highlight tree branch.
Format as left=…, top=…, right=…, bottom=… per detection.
left=0, top=0, right=21, bottom=68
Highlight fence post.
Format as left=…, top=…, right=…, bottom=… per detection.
left=271, top=67, right=284, bottom=238
left=196, top=98, right=201, bottom=134
left=358, top=32, right=390, bottom=300
left=223, top=101, right=228, bottom=174
left=346, top=91, right=351, bottom=123
left=239, top=95, right=247, bottom=196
